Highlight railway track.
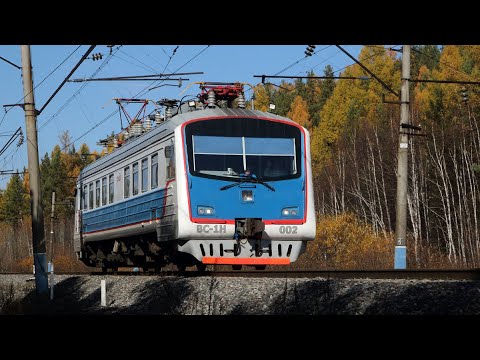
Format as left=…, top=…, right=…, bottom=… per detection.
left=3, top=269, right=480, bottom=280
left=91, top=269, right=480, bottom=279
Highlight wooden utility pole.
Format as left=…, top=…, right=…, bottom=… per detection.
left=394, top=45, right=411, bottom=269
left=21, top=45, right=48, bottom=294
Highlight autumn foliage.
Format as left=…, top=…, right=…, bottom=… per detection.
left=2, top=46, right=480, bottom=271
left=294, top=214, right=394, bottom=269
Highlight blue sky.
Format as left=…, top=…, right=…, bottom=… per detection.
left=0, top=44, right=363, bottom=188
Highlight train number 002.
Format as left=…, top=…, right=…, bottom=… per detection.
left=279, top=225, right=298, bottom=234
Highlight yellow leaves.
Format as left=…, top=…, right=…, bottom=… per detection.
left=412, top=45, right=480, bottom=129
left=287, top=95, right=311, bottom=130
left=310, top=46, right=401, bottom=174
left=22, top=171, right=30, bottom=193
left=299, top=213, right=394, bottom=269
left=252, top=84, right=271, bottom=112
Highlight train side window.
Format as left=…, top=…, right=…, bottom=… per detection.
left=124, top=166, right=130, bottom=198
left=133, top=162, right=139, bottom=196
left=166, top=144, right=175, bottom=180
left=82, top=185, right=87, bottom=210
left=109, top=174, right=114, bottom=204
left=102, top=177, right=107, bottom=206
left=89, top=183, right=94, bottom=209
left=151, top=153, right=158, bottom=189
left=141, top=158, right=148, bottom=192
left=95, top=180, right=100, bottom=208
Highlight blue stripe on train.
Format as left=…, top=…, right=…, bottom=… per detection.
left=82, top=187, right=167, bottom=233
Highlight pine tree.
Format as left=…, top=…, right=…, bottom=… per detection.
left=273, top=81, right=296, bottom=116
left=0, top=172, right=29, bottom=224
left=304, top=70, right=322, bottom=127
left=318, top=65, right=336, bottom=113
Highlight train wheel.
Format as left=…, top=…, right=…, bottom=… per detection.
left=176, top=264, right=187, bottom=272
left=196, top=263, right=207, bottom=272
left=255, top=265, right=266, bottom=270
left=232, top=265, right=242, bottom=270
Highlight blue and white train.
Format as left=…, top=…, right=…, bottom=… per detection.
left=73, top=83, right=316, bottom=271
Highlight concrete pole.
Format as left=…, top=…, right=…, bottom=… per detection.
left=394, top=45, right=411, bottom=269
left=50, top=191, right=55, bottom=262
left=101, top=280, right=106, bottom=306
left=21, top=45, right=48, bottom=294
left=49, top=262, right=54, bottom=300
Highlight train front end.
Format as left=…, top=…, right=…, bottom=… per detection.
left=175, top=111, right=316, bottom=267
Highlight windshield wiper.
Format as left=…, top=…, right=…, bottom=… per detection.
left=220, top=177, right=275, bottom=191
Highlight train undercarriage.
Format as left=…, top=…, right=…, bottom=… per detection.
left=79, top=236, right=285, bottom=272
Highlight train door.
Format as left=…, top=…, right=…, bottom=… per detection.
left=75, top=182, right=83, bottom=235
left=73, top=182, right=84, bottom=255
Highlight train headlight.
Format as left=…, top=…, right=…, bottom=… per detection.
left=197, top=206, right=215, bottom=216
left=242, top=190, right=254, bottom=202
left=281, top=207, right=299, bottom=217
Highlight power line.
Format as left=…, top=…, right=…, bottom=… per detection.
left=0, top=55, right=21, bottom=69
left=411, top=46, right=480, bottom=82
left=112, top=52, right=156, bottom=73
left=67, top=73, right=202, bottom=82
left=410, top=79, right=480, bottom=85
left=255, top=75, right=370, bottom=81
left=62, top=45, right=211, bottom=151
left=0, top=111, right=8, bottom=128
left=39, top=46, right=122, bottom=132
left=37, top=45, right=96, bottom=115
left=297, top=49, right=342, bottom=76
left=142, top=47, right=173, bottom=73
left=0, top=127, right=22, bottom=158
left=0, top=45, right=82, bottom=128
left=160, top=46, right=179, bottom=76
left=273, top=45, right=333, bottom=76
left=336, top=45, right=399, bottom=97
left=262, top=46, right=396, bottom=96
left=30, top=46, right=82, bottom=100
left=0, top=144, right=23, bottom=172
left=333, top=46, right=399, bottom=75
left=147, top=46, right=209, bottom=92
left=118, top=48, right=158, bottom=74
left=134, top=46, right=183, bottom=94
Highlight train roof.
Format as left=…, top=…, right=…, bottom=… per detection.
left=78, top=107, right=298, bottom=181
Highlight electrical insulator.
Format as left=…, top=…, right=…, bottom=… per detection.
left=92, top=53, right=103, bottom=61
left=460, top=87, right=469, bottom=104
left=305, top=45, right=316, bottom=57
left=207, top=90, right=216, bottom=108
left=145, top=118, right=152, bottom=131
left=18, top=131, right=24, bottom=146
left=154, top=111, right=162, bottom=124
left=237, top=92, right=245, bottom=108
left=165, top=106, right=173, bottom=120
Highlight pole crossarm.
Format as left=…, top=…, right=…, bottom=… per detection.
left=254, top=74, right=371, bottom=81
left=410, top=79, right=480, bottom=85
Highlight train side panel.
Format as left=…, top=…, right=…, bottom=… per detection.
left=74, top=130, right=178, bottom=262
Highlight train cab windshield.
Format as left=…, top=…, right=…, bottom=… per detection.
left=185, top=117, right=302, bottom=181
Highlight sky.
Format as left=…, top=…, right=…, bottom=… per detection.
left=0, top=44, right=364, bottom=189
